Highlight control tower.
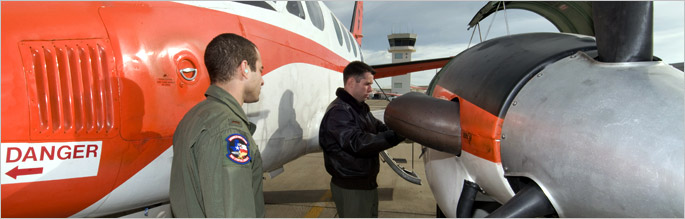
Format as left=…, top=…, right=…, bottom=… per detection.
left=387, top=33, right=417, bottom=95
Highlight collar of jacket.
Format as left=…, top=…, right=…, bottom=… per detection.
left=205, top=84, right=249, bottom=124
left=336, top=87, right=370, bottom=114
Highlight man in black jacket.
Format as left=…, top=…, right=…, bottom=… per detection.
left=319, top=61, right=405, bottom=218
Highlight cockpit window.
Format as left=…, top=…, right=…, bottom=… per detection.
left=287, top=2, right=305, bottom=19
left=305, top=1, right=324, bottom=31
left=343, top=25, right=351, bottom=52
left=331, top=14, right=343, bottom=46
left=236, top=1, right=276, bottom=11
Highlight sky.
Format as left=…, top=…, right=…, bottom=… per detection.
left=323, top=1, right=685, bottom=88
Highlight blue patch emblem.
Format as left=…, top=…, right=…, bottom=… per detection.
left=226, top=134, right=251, bottom=165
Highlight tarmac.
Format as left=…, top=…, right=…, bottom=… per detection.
left=262, top=99, right=437, bottom=218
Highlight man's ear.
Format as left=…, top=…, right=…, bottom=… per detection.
left=344, top=76, right=354, bottom=87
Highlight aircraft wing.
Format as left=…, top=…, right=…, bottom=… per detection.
left=468, top=1, right=594, bottom=36
left=371, top=56, right=453, bottom=79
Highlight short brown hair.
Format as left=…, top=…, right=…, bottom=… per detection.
left=204, top=33, right=258, bottom=84
left=343, top=61, right=376, bottom=84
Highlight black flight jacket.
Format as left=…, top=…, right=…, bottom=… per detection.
left=319, top=88, right=404, bottom=190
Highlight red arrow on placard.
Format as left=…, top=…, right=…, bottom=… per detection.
left=6, top=166, right=43, bottom=179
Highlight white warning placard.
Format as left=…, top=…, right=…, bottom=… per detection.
left=1, top=141, right=102, bottom=184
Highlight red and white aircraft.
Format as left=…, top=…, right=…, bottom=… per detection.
left=16, top=2, right=678, bottom=218
left=0, top=1, right=389, bottom=217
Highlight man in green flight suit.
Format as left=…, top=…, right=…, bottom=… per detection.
left=169, top=33, right=265, bottom=218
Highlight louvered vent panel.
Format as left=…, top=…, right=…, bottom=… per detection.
left=21, top=40, right=118, bottom=139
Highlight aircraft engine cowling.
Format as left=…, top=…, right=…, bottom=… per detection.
left=386, top=31, right=684, bottom=217
left=500, top=51, right=684, bottom=217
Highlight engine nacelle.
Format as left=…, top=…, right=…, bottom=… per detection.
left=386, top=32, right=684, bottom=217
left=501, top=51, right=683, bottom=217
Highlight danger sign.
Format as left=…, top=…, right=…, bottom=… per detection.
left=1, top=141, right=102, bottom=184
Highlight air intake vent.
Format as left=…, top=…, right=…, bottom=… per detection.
left=20, top=39, right=119, bottom=139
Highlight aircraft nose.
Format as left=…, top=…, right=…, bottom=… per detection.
left=384, top=92, right=462, bottom=156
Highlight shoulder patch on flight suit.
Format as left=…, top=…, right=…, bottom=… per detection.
left=225, top=133, right=251, bottom=165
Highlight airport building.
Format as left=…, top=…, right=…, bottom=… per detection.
left=387, top=33, right=417, bottom=95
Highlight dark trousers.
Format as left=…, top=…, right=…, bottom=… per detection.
left=330, top=181, right=379, bottom=218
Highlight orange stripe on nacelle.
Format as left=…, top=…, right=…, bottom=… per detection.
left=433, top=85, right=502, bottom=163
left=459, top=99, right=502, bottom=163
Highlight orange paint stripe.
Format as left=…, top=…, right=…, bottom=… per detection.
left=433, top=85, right=502, bottom=163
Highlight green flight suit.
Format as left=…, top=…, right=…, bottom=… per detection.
left=170, top=85, right=264, bottom=218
